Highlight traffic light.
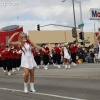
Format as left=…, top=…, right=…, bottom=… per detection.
left=80, top=42, right=83, bottom=45
left=79, top=32, right=83, bottom=40
left=72, top=28, right=77, bottom=38
left=37, top=24, right=40, bottom=31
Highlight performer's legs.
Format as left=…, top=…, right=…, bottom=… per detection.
left=0, top=59, right=3, bottom=70
left=45, top=54, right=49, bottom=65
left=53, top=54, right=56, bottom=63
left=14, top=59, right=16, bottom=71
left=63, top=58, right=67, bottom=69
left=53, top=54, right=57, bottom=66
left=34, top=56, right=40, bottom=69
left=12, top=59, right=16, bottom=72
left=43, top=55, right=48, bottom=70
left=67, top=59, right=71, bottom=69
left=73, top=53, right=76, bottom=63
left=71, top=53, right=76, bottom=66
left=56, top=54, right=61, bottom=68
left=6, top=59, right=11, bottom=75
left=0, top=60, right=1, bottom=68
left=24, top=68, right=29, bottom=82
left=10, top=58, right=13, bottom=72
left=16, top=59, right=20, bottom=71
left=2, top=60, right=6, bottom=72
left=37, top=55, right=41, bottom=65
left=29, top=68, right=36, bottom=92
left=63, top=58, right=71, bottom=69
left=23, top=68, right=29, bottom=93
left=34, top=56, right=37, bottom=64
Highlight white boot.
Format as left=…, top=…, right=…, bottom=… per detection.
left=30, top=83, right=36, bottom=92
left=68, top=65, right=71, bottom=69
left=12, top=68, right=16, bottom=72
left=44, top=65, right=48, bottom=70
left=72, top=62, right=76, bottom=66
left=53, top=63, right=57, bottom=66
left=65, top=65, right=67, bottom=69
left=8, top=72, right=11, bottom=76
left=4, top=70, right=6, bottom=73
left=24, top=82, right=28, bottom=93
left=57, top=65, right=61, bottom=68
left=36, top=66, right=40, bottom=69
left=16, top=67, right=20, bottom=71
left=14, top=68, right=16, bottom=72
left=1, top=67, right=3, bottom=70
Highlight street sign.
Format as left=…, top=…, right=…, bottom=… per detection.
left=83, top=39, right=89, bottom=43
left=78, top=23, right=84, bottom=28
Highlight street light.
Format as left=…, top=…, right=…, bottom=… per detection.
left=62, top=0, right=83, bottom=43
left=62, top=0, right=77, bottom=42
left=62, top=0, right=67, bottom=2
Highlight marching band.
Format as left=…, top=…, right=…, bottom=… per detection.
left=0, top=42, right=78, bottom=76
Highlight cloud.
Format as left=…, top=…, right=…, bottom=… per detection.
left=0, top=0, right=100, bottom=32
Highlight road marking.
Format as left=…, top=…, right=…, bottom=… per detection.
left=0, top=87, right=86, bottom=100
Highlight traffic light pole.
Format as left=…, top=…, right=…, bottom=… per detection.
left=74, top=0, right=84, bottom=45
left=72, top=0, right=78, bottom=43
left=79, top=1, right=85, bottom=45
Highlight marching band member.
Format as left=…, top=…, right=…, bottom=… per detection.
left=12, top=48, right=17, bottom=72
left=9, top=46, right=16, bottom=73
left=59, top=44, right=64, bottom=64
left=63, top=43, right=71, bottom=69
left=32, top=48, right=41, bottom=69
left=16, top=49, right=22, bottom=71
left=1, top=46, right=12, bottom=75
left=1, top=48, right=7, bottom=73
left=13, top=48, right=21, bottom=71
left=51, top=46, right=56, bottom=66
left=53, top=43, right=61, bottom=68
left=41, top=44, right=50, bottom=70
left=69, top=43, right=78, bottom=66
left=8, top=32, right=45, bottom=93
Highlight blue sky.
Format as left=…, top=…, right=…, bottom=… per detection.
left=0, top=0, right=100, bottom=33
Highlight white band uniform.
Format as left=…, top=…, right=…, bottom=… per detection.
left=21, top=43, right=37, bottom=69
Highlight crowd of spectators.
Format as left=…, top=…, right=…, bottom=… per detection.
left=76, top=44, right=99, bottom=63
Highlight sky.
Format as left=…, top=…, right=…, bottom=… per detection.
left=0, top=0, right=100, bottom=33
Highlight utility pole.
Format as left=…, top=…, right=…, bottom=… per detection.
left=72, top=0, right=78, bottom=43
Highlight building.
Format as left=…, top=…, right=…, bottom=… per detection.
left=28, top=30, right=95, bottom=49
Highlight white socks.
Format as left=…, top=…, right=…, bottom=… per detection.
left=65, top=65, right=71, bottom=69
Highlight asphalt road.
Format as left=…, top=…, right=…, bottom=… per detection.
left=0, top=63, right=100, bottom=100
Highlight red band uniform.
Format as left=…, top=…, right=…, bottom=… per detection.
left=40, top=45, right=50, bottom=65
left=32, top=48, right=41, bottom=65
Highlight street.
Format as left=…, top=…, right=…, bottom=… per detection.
left=0, top=63, right=100, bottom=100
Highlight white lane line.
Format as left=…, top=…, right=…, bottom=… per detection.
left=0, top=87, right=86, bottom=100
left=74, top=68, right=100, bottom=69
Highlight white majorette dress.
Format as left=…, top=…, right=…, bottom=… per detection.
left=21, top=42, right=37, bottom=69
left=64, top=47, right=70, bottom=59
